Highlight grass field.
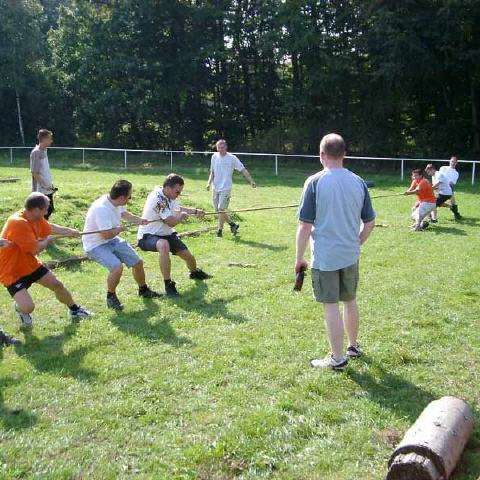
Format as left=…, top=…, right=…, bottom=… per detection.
left=0, top=157, right=479, bottom=479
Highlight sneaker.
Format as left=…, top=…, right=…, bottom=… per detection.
left=216, top=229, right=223, bottom=238
left=454, top=213, right=462, bottom=221
left=230, top=223, right=240, bottom=236
left=189, top=269, right=212, bottom=280
left=421, top=221, right=429, bottom=229
left=0, top=330, right=22, bottom=346
left=310, top=354, right=348, bottom=371
left=138, top=287, right=164, bottom=299
left=69, top=306, right=93, bottom=320
left=412, top=225, right=423, bottom=232
left=165, top=281, right=180, bottom=297
left=14, top=304, right=33, bottom=330
left=430, top=218, right=438, bottom=223
left=346, top=344, right=363, bottom=358
left=107, top=294, right=124, bottom=311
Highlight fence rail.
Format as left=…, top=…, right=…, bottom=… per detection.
left=0, top=146, right=478, bottom=185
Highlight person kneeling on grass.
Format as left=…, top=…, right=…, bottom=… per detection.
left=0, top=193, right=92, bottom=330
left=137, top=174, right=211, bottom=297
left=404, top=168, right=437, bottom=231
left=83, top=180, right=162, bottom=311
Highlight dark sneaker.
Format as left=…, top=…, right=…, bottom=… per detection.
left=230, top=223, right=240, bottom=236
left=0, top=330, right=22, bottom=346
left=69, top=307, right=93, bottom=320
left=454, top=213, right=462, bottom=220
left=421, top=221, right=429, bottom=229
left=430, top=218, right=438, bottom=223
left=139, top=287, right=164, bottom=299
left=310, top=354, right=348, bottom=371
left=14, top=304, right=33, bottom=330
left=189, top=269, right=212, bottom=280
left=216, top=229, right=223, bottom=238
left=346, top=344, right=363, bottom=358
left=107, top=294, right=124, bottom=311
left=165, top=281, right=180, bottom=297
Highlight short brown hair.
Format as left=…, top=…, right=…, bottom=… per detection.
left=25, top=192, right=49, bottom=210
left=412, top=168, right=423, bottom=176
left=163, top=173, right=184, bottom=189
left=110, top=180, right=132, bottom=199
left=320, top=133, right=345, bottom=159
left=37, top=129, right=53, bottom=142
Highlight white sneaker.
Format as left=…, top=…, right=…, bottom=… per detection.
left=69, top=306, right=93, bottom=320
left=310, top=354, right=348, bottom=370
left=14, top=303, right=33, bottom=329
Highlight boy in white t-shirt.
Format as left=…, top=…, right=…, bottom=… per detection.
left=137, top=174, right=211, bottom=297
left=83, top=180, right=161, bottom=310
left=439, top=156, right=462, bottom=220
left=206, top=139, right=256, bottom=237
left=425, top=164, right=452, bottom=223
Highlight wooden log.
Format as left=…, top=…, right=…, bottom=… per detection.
left=387, top=396, right=474, bottom=480
left=0, top=177, right=20, bottom=183
left=227, top=262, right=258, bottom=268
left=44, top=226, right=216, bottom=269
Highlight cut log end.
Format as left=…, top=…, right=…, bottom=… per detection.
left=387, top=453, right=443, bottom=480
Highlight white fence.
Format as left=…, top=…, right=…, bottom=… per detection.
left=0, top=146, right=478, bottom=185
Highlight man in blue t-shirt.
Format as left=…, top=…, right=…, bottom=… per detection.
left=295, top=133, right=375, bottom=370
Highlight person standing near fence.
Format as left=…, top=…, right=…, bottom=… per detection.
left=30, top=129, right=56, bottom=220
left=295, top=133, right=375, bottom=370
left=206, top=139, right=256, bottom=237
left=439, top=156, right=462, bottom=220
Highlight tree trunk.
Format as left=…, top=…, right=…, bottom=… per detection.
left=15, top=88, right=25, bottom=146
left=471, top=80, right=480, bottom=153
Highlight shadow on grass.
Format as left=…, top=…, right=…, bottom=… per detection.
left=0, top=347, right=38, bottom=430
left=232, top=236, right=288, bottom=252
left=172, top=281, right=249, bottom=324
left=109, top=298, right=194, bottom=347
left=427, top=225, right=468, bottom=236
left=347, top=355, right=435, bottom=422
left=14, top=322, right=96, bottom=382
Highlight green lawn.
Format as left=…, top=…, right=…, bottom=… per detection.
left=0, top=158, right=479, bottom=479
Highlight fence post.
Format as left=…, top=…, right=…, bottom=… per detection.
left=10, top=147, right=13, bottom=164
left=401, top=159, right=404, bottom=181
left=170, top=151, right=173, bottom=170
left=124, top=150, right=127, bottom=169
left=275, top=155, right=278, bottom=176
left=82, top=148, right=85, bottom=167
left=472, top=162, right=476, bottom=186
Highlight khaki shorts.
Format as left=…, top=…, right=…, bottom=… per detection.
left=213, top=191, right=231, bottom=211
left=412, top=202, right=436, bottom=222
left=312, top=263, right=359, bottom=303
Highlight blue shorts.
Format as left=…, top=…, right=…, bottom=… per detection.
left=87, top=238, right=141, bottom=272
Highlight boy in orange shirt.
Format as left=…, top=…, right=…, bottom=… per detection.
left=0, top=193, right=92, bottom=329
left=404, top=168, right=437, bottom=231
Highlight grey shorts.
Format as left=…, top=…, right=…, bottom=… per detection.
left=312, top=263, right=359, bottom=303
left=87, top=238, right=141, bottom=272
left=212, top=191, right=231, bottom=211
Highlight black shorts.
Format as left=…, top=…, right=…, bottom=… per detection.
left=45, top=193, right=55, bottom=220
left=436, top=194, right=452, bottom=207
left=6, top=265, right=50, bottom=297
left=138, top=233, right=187, bottom=255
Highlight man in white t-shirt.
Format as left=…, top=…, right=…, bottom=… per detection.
left=83, top=180, right=161, bottom=310
left=30, top=129, right=56, bottom=219
left=138, top=174, right=211, bottom=297
left=439, top=156, right=462, bottom=220
left=206, top=139, right=256, bottom=237
left=424, top=164, right=452, bottom=223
